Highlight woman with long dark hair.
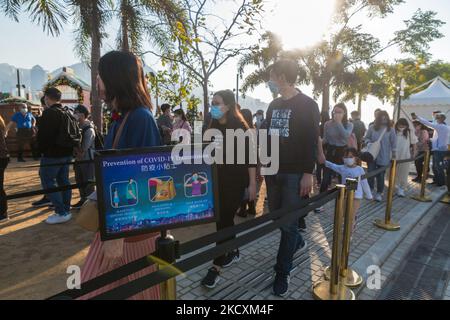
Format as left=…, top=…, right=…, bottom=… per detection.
left=0, top=115, right=9, bottom=221
left=364, top=110, right=397, bottom=202
left=79, top=51, right=162, bottom=300
left=394, top=118, right=417, bottom=197
left=201, top=90, right=257, bottom=288
left=172, top=108, right=192, bottom=144
left=318, top=103, right=353, bottom=212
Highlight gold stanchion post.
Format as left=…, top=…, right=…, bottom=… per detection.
left=313, top=185, right=355, bottom=300
left=324, top=179, right=363, bottom=287
left=374, top=159, right=401, bottom=231
left=412, top=150, right=432, bottom=202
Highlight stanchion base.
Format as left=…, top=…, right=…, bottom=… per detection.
left=440, top=194, right=450, bottom=204
left=374, top=219, right=400, bottom=231
left=312, top=281, right=355, bottom=300
left=411, top=195, right=432, bottom=202
left=323, top=267, right=363, bottom=288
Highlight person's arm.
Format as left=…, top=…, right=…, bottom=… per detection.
left=335, top=122, right=353, bottom=140
left=325, top=160, right=344, bottom=175
left=417, top=116, right=440, bottom=130
left=247, top=167, right=257, bottom=201
left=298, top=101, right=320, bottom=197
left=317, top=137, right=326, bottom=164
left=30, top=114, right=36, bottom=127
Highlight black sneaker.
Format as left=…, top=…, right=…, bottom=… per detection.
left=273, top=273, right=290, bottom=297
left=201, top=267, right=220, bottom=289
left=221, top=250, right=240, bottom=268
left=32, top=197, right=52, bottom=207
left=0, top=215, right=9, bottom=222
left=72, top=199, right=86, bottom=209
left=18, top=158, right=26, bottom=162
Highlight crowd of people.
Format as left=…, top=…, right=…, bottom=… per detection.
left=0, top=51, right=448, bottom=299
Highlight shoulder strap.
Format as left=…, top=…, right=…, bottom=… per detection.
left=377, top=128, right=388, bottom=142
left=112, top=112, right=130, bottom=149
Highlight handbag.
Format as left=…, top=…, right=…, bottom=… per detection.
left=76, top=113, right=130, bottom=232
left=361, top=128, right=387, bottom=161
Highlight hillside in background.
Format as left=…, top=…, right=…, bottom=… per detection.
left=0, top=62, right=268, bottom=112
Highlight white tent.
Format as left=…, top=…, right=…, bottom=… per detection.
left=400, top=76, right=450, bottom=120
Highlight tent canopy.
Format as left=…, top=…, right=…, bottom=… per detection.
left=402, top=77, right=450, bottom=107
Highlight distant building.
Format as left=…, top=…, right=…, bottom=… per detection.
left=43, top=67, right=91, bottom=109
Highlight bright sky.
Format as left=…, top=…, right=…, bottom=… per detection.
left=0, top=0, right=449, bottom=124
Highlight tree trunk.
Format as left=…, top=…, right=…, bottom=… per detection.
left=321, top=81, right=330, bottom=123
left=357, top=93, right=362, bottom=114
left=202, top=80, right=209, bottom=117
left=120, top=0, right=130, bottom=52
left=90, top=1, right=102, bottom=132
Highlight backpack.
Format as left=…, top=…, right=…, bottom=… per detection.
left=55, top=106, right=82, bottom=148
left=82, top=124, right=104, bottom=150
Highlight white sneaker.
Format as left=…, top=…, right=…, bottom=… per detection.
left=397, top=188, right=406, bottom=197
left=374, top=193, right=383, bottom=202
left=45, top=213, right=72, bottom=225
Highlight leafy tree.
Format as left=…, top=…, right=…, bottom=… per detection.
left=143, top=0, right=265, bottom=115
left=239, top=0, right=444, bottom=122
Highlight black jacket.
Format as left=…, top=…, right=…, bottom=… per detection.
left=37, top=104, right=74, bottom=158
left=264, top=91, right=320, bottom=174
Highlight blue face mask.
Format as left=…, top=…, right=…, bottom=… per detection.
left=210, top=105, right=224, bottom=120
left=268, top=80, right=279, bottom=96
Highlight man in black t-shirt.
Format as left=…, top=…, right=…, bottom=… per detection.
left=264, top=60, right=320, bottom=297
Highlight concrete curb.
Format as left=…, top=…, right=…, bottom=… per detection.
left=351, top=188, right=447, bottom=296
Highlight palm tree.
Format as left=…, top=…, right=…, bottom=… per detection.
left=1, top=0, right=108, bottom=129
left=70, top=0, right=112, bottom=131
left=1, top=0, right=68, bottom=36
left=116, top=0, right=186, bottom=54
left=238, top=31, right=309, bottom=98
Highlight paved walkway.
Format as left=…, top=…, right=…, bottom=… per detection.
left=378, top=205, right=450, bottom=300
left=176, top=178, right=448, bottom=300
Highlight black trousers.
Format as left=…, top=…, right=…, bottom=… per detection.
left=0, top=157, right=9, bottom=217
left=415, top=151, right=429, bottom=179
left=16, top=128, right=33, bottom=160
left=213, top=181, right=246, bottom=266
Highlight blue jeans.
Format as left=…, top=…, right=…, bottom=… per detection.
left=266, top=173, right=306, bottom=276
left=39, top=157, right=72, bottom=215
left=432, top=151, right=446, bottom=186
left=368, top=162, right=386, bottom=194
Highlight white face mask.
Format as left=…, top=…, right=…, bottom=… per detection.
left=344, top=157, right=355, bottom=167
left=20, top=108, right=27, bottom=114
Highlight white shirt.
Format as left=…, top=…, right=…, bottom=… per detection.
left=396, top=130, right=418, bottom=160
left=325, top=161, right=373, bottom=200
left=418, top=116, right=450, bottom=151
